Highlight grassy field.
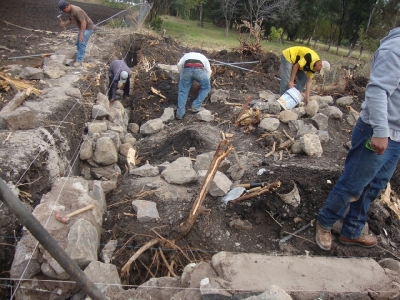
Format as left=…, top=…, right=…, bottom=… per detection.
left=160, top=15, right=372, bottom=77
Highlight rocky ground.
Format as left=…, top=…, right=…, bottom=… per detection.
left=2, top=0, right=400, bottom=299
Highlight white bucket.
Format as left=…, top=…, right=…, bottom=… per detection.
left=277, top=87, right=304, bottom=110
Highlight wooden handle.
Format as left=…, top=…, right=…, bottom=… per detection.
left=66, top=204, right=94, bottom=218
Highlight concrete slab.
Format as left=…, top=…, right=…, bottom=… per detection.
left=211, top=252, right=398, bottom=299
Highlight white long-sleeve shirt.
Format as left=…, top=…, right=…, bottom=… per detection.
left=177, top=52, right=212, bottom=79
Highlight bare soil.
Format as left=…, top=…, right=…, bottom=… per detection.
left=2, top=0, right=400, bottom=297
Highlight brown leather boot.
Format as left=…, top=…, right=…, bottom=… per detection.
left=339, top=233, right=377, bottom=248
left=315, top=222, right=332, bottom=251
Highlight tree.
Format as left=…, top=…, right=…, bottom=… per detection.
left=219, top=0, right=239, bottom=37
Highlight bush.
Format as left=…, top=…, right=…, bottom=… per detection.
left=270, top=26, right=283, bottom=42
left=150, top=17, right=163, bottom=32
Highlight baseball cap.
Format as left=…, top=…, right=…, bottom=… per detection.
left=319, top=60, right=330, bottom=76
left=119, top=71, right=129, bottom=83
left=58, top=0, right=69, bottom=12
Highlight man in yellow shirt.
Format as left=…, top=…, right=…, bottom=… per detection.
left=280, top=46, right=324, bottom=105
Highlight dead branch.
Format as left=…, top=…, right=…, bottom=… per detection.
left=232, top=148, right=242, bottom=169
left=158, top=247, right=178, bottom=277
left=279, top=219, right=315, bottom=244
left=179, top=139, right=233, bottom=237
left=235, top=95, right=252, bottom=126
left=121, top=238, right=159, bottom=276
left=231, top=181, right=281, bottom=203
left=1, top=87, right=32, bottom=113
left=265, top=210, right=282, bottom=228
left=265, top=142, right=276, bottom=158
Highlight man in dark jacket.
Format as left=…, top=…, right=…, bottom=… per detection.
left=316, top=24, right=400, bottom=251
left=108, top=60, right=131, bottom=103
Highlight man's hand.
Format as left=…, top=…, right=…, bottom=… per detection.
left=79, top=34, right=85, bottom=42
left=110, top=99, right=115, bottom=103
left=287, top=81, right=295, bottom=89
left=370, top=137, right=388, bottom=155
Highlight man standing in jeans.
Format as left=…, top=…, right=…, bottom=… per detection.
left=176, top=51, right=212, bottom=120
left=315, top=23, right=400, bottom=251
left=58, top=0, right=93, bottom=67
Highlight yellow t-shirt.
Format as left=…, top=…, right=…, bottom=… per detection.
left=282, top=46, right=320, bottom=79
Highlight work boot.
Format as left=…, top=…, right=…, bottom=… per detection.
left=315, top=222, right=332, bottom=251
left=339, top=233, right=377, bottom=248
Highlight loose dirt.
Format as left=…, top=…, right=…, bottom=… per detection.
left=1, top=0, right=400, bottom=297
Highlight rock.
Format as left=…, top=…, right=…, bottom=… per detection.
left=292, top=106, right=306, bottom=118
left=1, top=107, right=38, bottom=130
left=288, top=119, right=304, bottom=132
left=65, top=219, right=98, bottom=267
left=19, top=66, right=43, bottom=80
left=161, top=157, right=198, bottom=184
left=160, top=107, right=175, bottom=123
left=90, top=181, right=106, bottom=212
left=198, top=170, right=232, bottom=197
left=200, top=277, right=233, bottom=298
left=84, top=261, right=121, bottom=293
left=300, top=133, right=323, bottom=157
left=91, top=164, right=121, bottom=180
left=44, top=54, right=66, bottom=65
left=242, top=285, right=293, bottom=300
left=259, top=117, right=280, bottom=132
left=291, top=142, right=303, bottom=154
left=196, top=109, right=214, bottom=122
left=140, top=118, right=165, bottom=135
left=130, top=164, right=159, bottom=177
left=347, top=108, right=360, bottom=126
left=65, top=88, right=82, bottom=99
left=43, top=61, right=67, bottom=79
left=131, top=200, right=160, bottom=222
left=259, top=90, right=276, bottom=102
left=136, top=277, right=182, bottom=300
left=278, top=110, right=298, bottom=124
left=100, top=240, right=118, bottom=264
left=210, top=89, right=229, bottom=103
left=317, top=95, right=334, bottom=107
left=336, top=96, right=354, bottom=106
left=266, top=101, right=281, bottom=114
left=378, top=258, right=400, bottom=274
left=93, top=137, right=118, bottom=165
left=305, top=100, right=318, bottom=117
left=88, top=122, right=107, bottom=134
left=128, top=123, right=140, bottom=134
left=80, top=140, right=93, bottom=160
left=311, top=113, right=329, bottom=130
left=319, top=106, right=343, bottom=119
left=121, top=133, right=136, bottom=146
left=296, top=124, right=317, bottom=139
left=101, top=131, right=121, bottom=149
left=317, top=130, right=330, bottom=144
left=10, top=234, right=41, bottom=279
left=92, top=105, right=110, bottom=120
left=96, top=92, right=109, bottom=109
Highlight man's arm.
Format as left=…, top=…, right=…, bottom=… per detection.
left=79, top=20, right=87, bottom=42
left=304, top=78, right=312, bottom=105
left=288, top=63, right=299, bottom=89
left=60, top=18, right=73, bottom=28
left=109, top=80, right=118, bottom=102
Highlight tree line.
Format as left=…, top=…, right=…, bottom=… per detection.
left=145, top=0, right=399, bottom=56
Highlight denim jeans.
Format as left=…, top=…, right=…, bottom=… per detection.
left=176, top=67, right=210, bottom=118
left=318, top=118, right=400, bottom=239
left=280, top=55, right=307, bottom=95
left=76, top=30, right=93, bottom=62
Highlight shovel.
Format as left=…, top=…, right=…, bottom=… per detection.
left=221, top=187, right=246, bottom=204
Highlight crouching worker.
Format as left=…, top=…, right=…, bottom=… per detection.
left=280, top=46, right=326, bottom=105
left=109, top=60, right=131, bottom=103
left=176, top=51, right=212, bottom=120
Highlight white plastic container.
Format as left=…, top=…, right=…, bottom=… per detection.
left=277, top=87, right=304, bottom=110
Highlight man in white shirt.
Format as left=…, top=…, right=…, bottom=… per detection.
left=176, top=52, right=212, bottom=120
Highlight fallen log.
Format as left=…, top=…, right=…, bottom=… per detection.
left=179, top=139, right=233, bottom=236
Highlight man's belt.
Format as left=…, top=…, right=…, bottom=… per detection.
left=184, top=63, right=204, bottom=68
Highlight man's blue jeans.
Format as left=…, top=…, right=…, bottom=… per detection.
left=280, top=55, right=307, bottom=96
left=318, top=118, right=400, bottom=239
left=76, top=30, right=93, bottom=62
left=176, top=67, right=210, bottom=119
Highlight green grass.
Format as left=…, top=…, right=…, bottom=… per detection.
left=161, top=15, right=372, bottom=74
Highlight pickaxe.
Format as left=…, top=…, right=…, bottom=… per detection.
left=55, top=204, right=94, bottom=224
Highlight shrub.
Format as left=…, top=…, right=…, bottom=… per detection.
left=270, top=26, right=283, bottom=42
left=150, top=17, right=163, bottom=32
